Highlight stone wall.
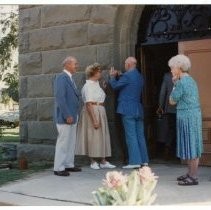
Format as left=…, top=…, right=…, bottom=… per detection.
left=18, top=5, right=144, bottom=161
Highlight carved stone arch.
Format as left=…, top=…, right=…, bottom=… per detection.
left=113, top=5, right=145, bottom=69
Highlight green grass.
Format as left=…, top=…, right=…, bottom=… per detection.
left=0, top=127, right=53, bottom=187
left=0, top=161, right=53, bottom=186
left=0, top=127, right=19, bottom=143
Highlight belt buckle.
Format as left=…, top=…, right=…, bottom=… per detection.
left=97, top=102, right=100, bottom=106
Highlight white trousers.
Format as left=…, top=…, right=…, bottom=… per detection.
left=54, top=123, right=77, bottom=171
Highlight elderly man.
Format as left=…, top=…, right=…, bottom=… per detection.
left=54, top=56, right=81, bottom=176
left=109, top=57, right=149, bottom=169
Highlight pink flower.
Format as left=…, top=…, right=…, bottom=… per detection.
left=138, top=166, right=158, bottom=185
left=103, top=171, right=128, bottom=189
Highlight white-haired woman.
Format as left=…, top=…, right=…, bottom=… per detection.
left=76, top=63, right=116, bottom=170
left=169, top=54, right=203, bottom=186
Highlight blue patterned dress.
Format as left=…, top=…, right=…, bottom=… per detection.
left=170, top=75, right=203, bottom=160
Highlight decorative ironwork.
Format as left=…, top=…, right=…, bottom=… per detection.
left=138, top=5, right=211, bottom=45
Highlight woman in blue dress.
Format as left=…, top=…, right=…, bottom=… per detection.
left=169, top=54, right=203, bottom=186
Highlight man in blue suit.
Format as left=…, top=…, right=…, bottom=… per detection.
left=54, top=56, right=81, bottom=176
left=109, top=57, right=149, bottom=169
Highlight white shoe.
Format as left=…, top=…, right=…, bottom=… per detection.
left=122, top=164, right=141, bottom=169
left=100, top=161, right=116, bottom=169
left=142, top=163, right=149, bottom=166
left=90, top=162, right=100, bottom=170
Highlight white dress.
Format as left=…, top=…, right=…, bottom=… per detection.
left=76, top=80, right=111, bottom=157
left=81, top=80, right=105, bottom=103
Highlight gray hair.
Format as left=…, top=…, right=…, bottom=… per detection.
left=168, top=54, right=191, bottom=72
left=62, top=56, right=76, bottom=67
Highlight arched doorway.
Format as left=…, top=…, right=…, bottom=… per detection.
left=136, top=5, right=211, bottom=165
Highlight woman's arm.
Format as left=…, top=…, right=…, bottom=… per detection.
left=169, top=80, right=184, bottom=105
left=86, top=102, right=100, bottom=129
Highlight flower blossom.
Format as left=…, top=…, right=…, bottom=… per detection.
left=138, top=166, right=159, bottom=185
left=103, top=171, right=128, bottom=189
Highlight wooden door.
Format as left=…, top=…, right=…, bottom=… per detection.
left=179, top=39, right=211, bottom=166
left=140, top=46, right=157, bottom=158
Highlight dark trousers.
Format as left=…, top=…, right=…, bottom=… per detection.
left=166, top=113, right=176, bottom=153
left=156, top=113, right=176, bottom=158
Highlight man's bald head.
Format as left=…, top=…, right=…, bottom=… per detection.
left=62, top=56, right=78, bottom=74
left=125, top=57, right=137, bottom=71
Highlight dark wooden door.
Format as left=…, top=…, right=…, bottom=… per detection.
left=140, top=43, right=178, bottom=159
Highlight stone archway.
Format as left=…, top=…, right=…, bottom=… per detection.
left=113, top=5, right=145, bottom=69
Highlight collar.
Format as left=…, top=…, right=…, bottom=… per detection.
left=63, top=69, right=72, bottom=79
left=86, top=79, right=99, bottom=84
left=128, top=67, right=136, bottom=72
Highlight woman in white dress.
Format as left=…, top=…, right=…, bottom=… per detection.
left=76, top=63, right=116, bottom=170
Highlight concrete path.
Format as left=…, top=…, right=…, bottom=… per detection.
left=0, top=163, right=211, bottom=206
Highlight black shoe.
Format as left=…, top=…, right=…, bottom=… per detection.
left=65, top=167, right=82, bottom=172
left=54, top=170, right=70, bottom=176
left=178, top=176, right=199, bottom=186
left=177, top=174, right=189, bottom=181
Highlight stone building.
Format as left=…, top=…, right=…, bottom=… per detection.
left=18, top=5, right=211, bottom=165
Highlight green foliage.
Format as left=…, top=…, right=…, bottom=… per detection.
left=0, top=11, right=19, bottom=103
left=0, top=91, right=11, bottom=104
left=2, top=65, right=19, bottom=102
left=0, top=12, right=18, bottom=75
left=0, top=161, right=53, bottom=186
left=0, top=127, right=19, bottom=142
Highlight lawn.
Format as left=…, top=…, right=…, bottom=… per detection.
left=0, top=127, right=19, bottom=143
left=0, top=127, right=53, bottom=186
left=0, top=161, right=53, bottom=186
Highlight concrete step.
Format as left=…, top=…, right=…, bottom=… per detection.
left=200, top=152, right=211, bottom=166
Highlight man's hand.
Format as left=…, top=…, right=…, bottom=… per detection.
left=102, top=80, right=107, bottom=89
left=66, top=116, right=74, bottom=124
left=156, top=106, right=164, bottom=115
left=109, top=66, right=118, bottom=77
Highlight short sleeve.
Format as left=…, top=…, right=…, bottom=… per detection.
left=83, top=84, right=95, bottom=102
left=170, top=80, right=184, bottom=103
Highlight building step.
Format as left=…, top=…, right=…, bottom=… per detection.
left=200, top=152, right=211, bottom=166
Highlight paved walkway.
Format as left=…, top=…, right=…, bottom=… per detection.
left=0, top=163, right=211, bottom=206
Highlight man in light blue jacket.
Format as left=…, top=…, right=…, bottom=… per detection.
left=109, top=57, right=149, bottom=169
left=54, top=56, right=81, bottom=176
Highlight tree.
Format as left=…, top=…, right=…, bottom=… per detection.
left=1, top=64, right=19, bottom=102
left=0, top=11, right=19, bottom=103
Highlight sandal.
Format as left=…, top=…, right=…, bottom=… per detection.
left=178, top=176, right=199, bottom=186
left=177, top=174, right=189, bottom=181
